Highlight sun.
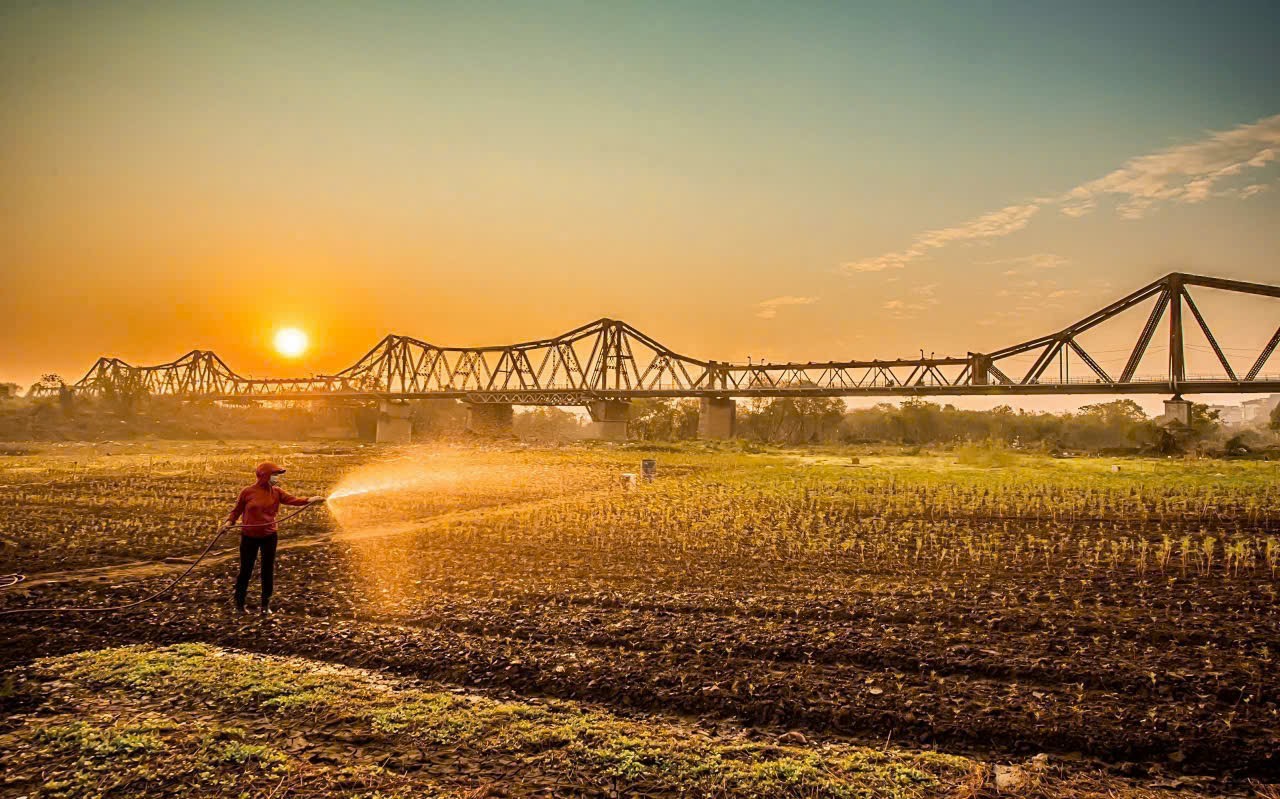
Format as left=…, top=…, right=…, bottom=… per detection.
left=274, top=328, right=309, bottom=358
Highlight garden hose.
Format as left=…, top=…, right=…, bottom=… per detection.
left=0, top=502, right=320, bottom=616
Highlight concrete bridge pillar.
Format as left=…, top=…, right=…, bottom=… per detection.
left=697, top=397, right=736, bottom=439
left=466, top=402, right=514, bottom=436
left=1161, top=398, right=1192, bottom=426
left=376, top=400, right=413, bottom=444
left=586, top=400, right=630, bottom=441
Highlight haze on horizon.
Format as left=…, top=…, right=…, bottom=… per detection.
left=3, top=1, right=1279, bottom=413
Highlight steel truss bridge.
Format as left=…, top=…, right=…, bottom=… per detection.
left=41, top=273, right=1280, bottom=405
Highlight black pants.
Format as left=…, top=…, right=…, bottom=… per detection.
left=234, top=534, right=278, bottom=609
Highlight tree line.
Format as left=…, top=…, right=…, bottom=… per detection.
left=3, top=390, right=1274, bottom=453
left=625, top=397, right=1250, bottom=453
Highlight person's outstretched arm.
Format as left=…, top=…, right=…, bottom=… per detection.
left=276, top=489, right=313, bottom=507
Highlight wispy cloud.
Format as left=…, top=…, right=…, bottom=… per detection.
left=981, top=253, right=1069, bottom=275
left=843, top=113, right=1280, bottom=273
left=1062, top=115, right=1280, bottom=218
left=755, top=295, right=818, bottom=319
left=847, top=203, right=1040, bottom=272
left=882, top=283, right=943, bottom=318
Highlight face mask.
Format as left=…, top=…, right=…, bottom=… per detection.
left=268, top=474, right=280, bottom=486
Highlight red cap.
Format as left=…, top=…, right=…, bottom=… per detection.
left=255, top=462, right=286, bottom=481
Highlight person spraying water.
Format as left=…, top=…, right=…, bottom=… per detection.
left=1, top=451, right=546, bottom=617
left=228, top=462, right=325, bottom=615
left=1, top=462, right=329, bottom=617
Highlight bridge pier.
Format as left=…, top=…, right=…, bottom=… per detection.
left=697, top=397, right=736, bottom=439
left=1161, top=397, right=1192, bottom=426
left=376, top=400, right=413, bottom=444
left=586, top=400, right=629, bottom=441
left=465, top=402, right=514, bottom=436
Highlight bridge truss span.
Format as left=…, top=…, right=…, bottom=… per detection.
left=43, top=272, right=1280, bottom=403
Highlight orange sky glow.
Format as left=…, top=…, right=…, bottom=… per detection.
left=3, top=3, right=1277, bottom=413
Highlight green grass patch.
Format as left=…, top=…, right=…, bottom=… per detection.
left=33, top=643, right=979, bottom=797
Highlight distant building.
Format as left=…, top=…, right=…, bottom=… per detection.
left=1205, top=394, right=1278, bottom=426
left=1209, top=404, right=1245, bottom=425
left=1242, top=394, right=1280, bottom=424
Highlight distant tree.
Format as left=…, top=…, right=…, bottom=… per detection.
left=1062, top=399, right=1148, bottom=450
left=739, top=396, right=845, bottom=444
left=839, top=403, right=900, bottom=442
left=514, top=407, right=585, bottom=441
left=629, top=399, right=699, bottom=440
left=1188, top=403, right=1221, bottom=439
left=409, top=400, right=468, bottom=437
left=1132, top=403, right=1220, bottom=454
left=29, top=374, right=64, bottom=397
left=0, top=383, right=21, bottom=400
left=1225, top=431, right=1255, bottom=455
left=27, top=375, right=75, bottom=412
left=1271, top=403, right=1280, bottom=432
left=986, top=404, right=1016, bottom=440
left=896, top=399, right=943, bottom=444
left=1078, top=399, right=1148, bottom=425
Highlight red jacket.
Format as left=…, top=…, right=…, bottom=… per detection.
left=228, top=462, right=309, bottom=538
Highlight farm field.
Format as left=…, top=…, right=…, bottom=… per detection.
left=2, top=441, right=1279, bottom=797
left=0, top=442, right=626, bottom=574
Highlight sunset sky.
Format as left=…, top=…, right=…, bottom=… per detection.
left=3, top=1, right=1278, bottom=410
